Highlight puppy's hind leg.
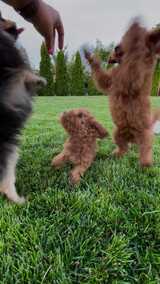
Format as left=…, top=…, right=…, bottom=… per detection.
left=137, top=130, right=153, bottom=167
left=0, top=147, right=25, bottom=204
left=112, top=128, right=129, bottom=158
left=70, top=162, right=92, bottom=185
left=51, top=152, right=67, bottom=169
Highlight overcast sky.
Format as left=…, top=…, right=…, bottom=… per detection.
left=1, top=0, right=160, bottom=68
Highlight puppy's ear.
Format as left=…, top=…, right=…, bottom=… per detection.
left=90, top=118, right=108, bottom=139
left=24, top=71, right=47, bottom=91
left=146, top=29, right=160, bottom=54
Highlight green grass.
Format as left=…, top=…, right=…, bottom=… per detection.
left=1, top=96, right=160, bottom=283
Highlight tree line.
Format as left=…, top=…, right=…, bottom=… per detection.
left=38, top=41, right=160, bottom=96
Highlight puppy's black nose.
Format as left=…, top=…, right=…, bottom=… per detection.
left=108, top=57, right=117, bottom=64
left=36, top=78, right=46, bottom=88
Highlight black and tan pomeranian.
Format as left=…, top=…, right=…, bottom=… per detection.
left=0, top=16, right=46, bottom=203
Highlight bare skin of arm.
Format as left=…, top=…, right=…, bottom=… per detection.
left=2, top=0, right=64, bottom=53
left=2, top=0, right=31, bottom=9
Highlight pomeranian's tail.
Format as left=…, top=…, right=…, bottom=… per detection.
left=152, top=109, right=160, bottom=133
left=152, top=109, right=160, bottom=124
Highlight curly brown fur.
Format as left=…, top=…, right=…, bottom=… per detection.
left=52, top=108, right=108, bottom=184
left=85, top=19, right=160, bottom=167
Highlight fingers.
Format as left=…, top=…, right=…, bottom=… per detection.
left=56, top=18, right=64, bottom=50
left=45, top=23, right=64, bottom=54
left=45, top=26, right=55, bottom=54
left=48, top=29, right=55, bottom=54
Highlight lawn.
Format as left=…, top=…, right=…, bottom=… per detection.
left=1, top=96, right=160, bottom=283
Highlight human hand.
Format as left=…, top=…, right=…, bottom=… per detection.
left=31, top=1, right=64, bottom=54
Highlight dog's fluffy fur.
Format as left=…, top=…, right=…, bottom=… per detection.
left=0, top=22, right=46, bottom=203
left=52, top=108, right=108, bottom=184
left=85, top=19, right=160, bottom=167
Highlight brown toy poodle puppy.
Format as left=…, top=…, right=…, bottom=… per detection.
left=85, top=19, right=160, bottom=167
left=52, top=108, right=108, bottom=184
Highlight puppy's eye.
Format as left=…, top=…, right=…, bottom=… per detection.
left=115, top=45, right=123, bottom=56
left=78, top=113, right=83, bottom=118
left=115, top=45, right=120, bottom=52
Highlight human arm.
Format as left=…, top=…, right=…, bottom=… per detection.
left=2, top=0, right=64, bottom=53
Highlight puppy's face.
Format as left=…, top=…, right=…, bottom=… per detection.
left=0, top=24, right=46, bottom=123
left=108, top=44, right=124, bottom=64
left=4, top=70, right=47, bottom=114
left=145, top=28, right=160, bottom=56
left=0, top=13, right=24, bottom=40
left=60, top=108, right=108, bottom=139
left=23, top=71, right=47, bottom=94
left=108, top=21, right=160, bottom=65
left=108, top=21, right=147, bottom=65
left=60, top=109, right=90, bottom=134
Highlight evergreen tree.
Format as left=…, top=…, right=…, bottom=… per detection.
left=55, top=50, right=69, bottom=96
left=152, top=59, right=160, bottom=96
left=39, top=42, right=54, bottom=96
left=95, top=40, right=114, bottom=63
left=70, top=51, right=85, bottom=96
left=85, top=72, right=101, bottom=96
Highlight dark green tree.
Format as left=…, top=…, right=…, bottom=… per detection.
left=39, top=42, right=54, bottom=96
left=152, top=59, right=160, bottom=96
left=70, top=51, right=85, bottom=96
left=84, top=72, right=101, bottom=96
left=151, top=25, right=160, bottom=96
left=55, top=50, right=69, bottom=96
left=95, top=40, right=114, bottom=65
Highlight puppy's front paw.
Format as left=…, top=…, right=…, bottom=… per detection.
left=140, top=153, right=153, bottom=168
left=140, top=160, right=153, bottom=168
left=16, top=196, right=26, bottom=204
left=84, top=50, right=100, bottom=69
left=112, top=148, right=121, bottom=158
left=69, top=171, right=80, bottom=185
left=51, top=158, right=61, bottom=169
left=8, top=194, right=26, bottom=204
left=0, top=185, right=26, bottom=204
left=51, top=158, right=57, bottom=167
left=112, top=147, right=126, bottom=158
